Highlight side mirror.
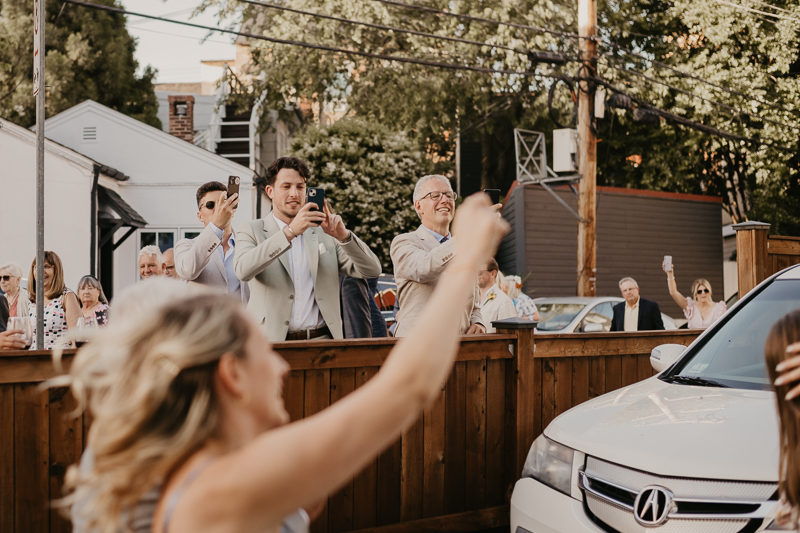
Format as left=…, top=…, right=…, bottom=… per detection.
left=583, top=323, right=604, bottom=333
left=651, top=344, right=686, bottom=372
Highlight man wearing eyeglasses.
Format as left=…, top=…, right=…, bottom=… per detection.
left=174, top=181, right=250, bottom=303
left=610, top=277, right=664, bottom=331
left=390, top=174, right=485, bottom=337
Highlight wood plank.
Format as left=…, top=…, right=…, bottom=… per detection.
left=605, top=355, right=622, bottom=393
left=0, top=356, right=73, bottom=385
left=353, top=368, right=379, bottom=529
left=484, top=359, right=506, bottom=507
left=541, top=359, right=556, bottom=432
left=621, top=354, right=639, bottom=387
left=0, top=385, right=14, bottom=533
left=532, top=331, right=700, bottom=359
left=571, top=358, right=590, bottom=408
left=531, top=358, right=543, bottom=439
left=349, top=504, right=509, bottom=533
left=443, top=363, right=466, bottom=515
left=638, top=353, right=654, bottom=381
left=554, top=359, right=572, bottom=418
left=422, top=388, right=445, bottom=518
left=589, top=357, right=606, bottom=399
left=464, top=360, right=486, bottom=511
left=328, top=369, right=355, bottom=533
left=48, top=387, right=82, bottom=533
left=305, top=370, right=331, bottom=533
left=375, top=438, right=401, bottom=526
left=15, top=383, right=49, bottom=533
left=400, top=416, right=424, bottom=521
left=768, top=237, right=800, bottom=255
left=283, top=370, right=305, bottom=423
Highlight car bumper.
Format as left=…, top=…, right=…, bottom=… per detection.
left=510, top=477, right=603, bottom=533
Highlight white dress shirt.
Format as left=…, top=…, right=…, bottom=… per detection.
left=272, top=213, right=325, bottom=331
left=624, top=297, right=640, bottom=332
left=480, top=286, right=517, bottom=333
left=208, top=222, right=241, bottom=296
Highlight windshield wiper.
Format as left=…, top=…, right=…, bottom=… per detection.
left=662, top=375, right=730, bottom=388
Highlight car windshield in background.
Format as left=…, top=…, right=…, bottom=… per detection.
left=537, top=303, right=586, bottom=331
left=665, top=279, right=800, bottom=391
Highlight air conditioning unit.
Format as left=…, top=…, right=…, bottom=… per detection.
left=553, top=129, right=578, bottom=172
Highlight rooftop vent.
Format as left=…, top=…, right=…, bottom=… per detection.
left=82, top=126, right=97, bottom=142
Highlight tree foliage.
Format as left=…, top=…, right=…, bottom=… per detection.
left=0, top=0, right=159, bottom=128
left=287, top=119, right=432, bottom=272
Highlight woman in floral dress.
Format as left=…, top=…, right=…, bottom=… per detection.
left=28, top=251, right=81, bottom=349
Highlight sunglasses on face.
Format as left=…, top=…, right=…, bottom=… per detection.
left=0, top=275, right=11, bottom=282
left=201, top=201, right=216, bottom=210
left=696, top=289, right=710, bottom=294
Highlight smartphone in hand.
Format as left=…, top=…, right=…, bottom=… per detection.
left=227, top=176, right=240, bottom=199
left=306, top=187, right=325, bottom=225
left=664, top=255, right=673, bottom=272
left=483, top=189, right=501, bottom=205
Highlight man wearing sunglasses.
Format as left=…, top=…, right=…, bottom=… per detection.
left=174, top=181, right=250, bottom=303
left=610, top=277, right=665, bottom=331
left=390, top=174, right=485, bottom=337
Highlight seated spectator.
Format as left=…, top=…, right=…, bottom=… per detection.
left=77, top=276, right=109, bottom=326
left=59, top=194, right=507, bottom=533
left=504, top=275, right=540, bottom=322
left=478, top=259, right=517, bottom=333
left=28, top=251, right=81, bottom=349
left=138, top=246, right=164, bottom=279
left=1, top=263, right=29, bottom=319
left=663, top=262, right=726, bottom=329
left=162, top=249, right=179, bottom=279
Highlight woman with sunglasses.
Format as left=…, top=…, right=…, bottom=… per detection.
left=663, top=261, right=726, bottom=329
left=0, top=263, right=29, bottom=320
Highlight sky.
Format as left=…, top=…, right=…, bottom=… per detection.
left=123, top=0, right=238, bottom=84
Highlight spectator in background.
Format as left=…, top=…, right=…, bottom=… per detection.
left=0, top=329, right=25, bottom=350
left=478, top=259, right=516, bottom=333
left=0, top=263, right=29, bottom=319
left=504, top=275, right=540, bottom=322
left=77, top=276, right=109, bottom=326
left=664, top=262, right=726, bottom=330
left=610, top=277, right=664, bottom=331
left=367, top=278, right=388, bottom=338
left=0, top=293, right=7, bottom=333
left=162, top=248, right=179, bottom=279
left=28, top=251, right=81, bottom=349
left=138, top=246, right=163, bottom=279
left=340, top=275, right=372, bottom=338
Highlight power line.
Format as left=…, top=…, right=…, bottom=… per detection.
left=237, top=0, right=526, bottom=56
left=715, top=0, right=800, bottom=23
left=746, top=0, right=799, bottom=16
left=63, top=0, right=554, bottom=79
left=369, top=0, right=582, bottom=41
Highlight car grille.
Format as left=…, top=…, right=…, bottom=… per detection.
left=580, top=456, right=777, bottom=533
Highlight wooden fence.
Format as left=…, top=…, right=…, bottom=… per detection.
left=735, top=221, right=800, bottom=296
left=0, top=328, right=701, bottom=533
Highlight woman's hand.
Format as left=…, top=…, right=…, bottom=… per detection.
left=662, top=260, right=676, bottom=276
left=0, top=330, right=26, bottom=351
left=774, top=342, right=800, bottom=400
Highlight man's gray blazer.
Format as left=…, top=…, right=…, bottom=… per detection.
left=390, top=225, right=483, bottom=337
left=174, top=224, right=250, bottom=304
left=234, top=214, right=382, bottom=341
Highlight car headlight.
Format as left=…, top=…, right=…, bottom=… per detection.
left=521, top=434, right=575, bottom=495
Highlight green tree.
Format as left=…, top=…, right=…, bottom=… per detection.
left=287, top=119, right=432, bottom=272
left=0, top=0, right=160, bottom=128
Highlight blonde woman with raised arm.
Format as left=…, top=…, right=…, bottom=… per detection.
left=61, top=194, right=508, bottom=533
left=663, top=261, right=726, bottom=329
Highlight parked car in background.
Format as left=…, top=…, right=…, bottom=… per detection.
left=534, top=296, right=680, bottom=333
left=511, top=264, right=800, bottom=533
left=374, top=274, right=397, bottom=329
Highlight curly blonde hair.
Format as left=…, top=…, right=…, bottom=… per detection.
left=55, top=289, right=251, bottom=532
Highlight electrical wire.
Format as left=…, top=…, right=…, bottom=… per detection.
left=746, top=0, right=799, bottom=16
left=62, top=0, right=558, bottom=79
left=237, top=0, right=526, bottom=56
left=715, top=0, right=800, bottom=23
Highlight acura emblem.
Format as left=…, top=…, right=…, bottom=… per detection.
left=633, top=485, right=675, bottom=527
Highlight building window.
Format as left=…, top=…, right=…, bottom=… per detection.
left=139, top=230, right=176, bottom=252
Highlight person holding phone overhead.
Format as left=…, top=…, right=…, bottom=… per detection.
left=663, top=258, right=726, bottom=329
left=174, top=181, right=250, bottom=304
left=234, top=157, right=381, bottom=341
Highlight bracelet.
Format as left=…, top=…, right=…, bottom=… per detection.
left=285, top=225, right=298, bottom=239
left=667, top=277, right=675, bottom=280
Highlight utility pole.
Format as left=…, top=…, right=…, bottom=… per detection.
left=577, top=0, right=597, bottom=297
left=34, top=0, right=46, bottom=349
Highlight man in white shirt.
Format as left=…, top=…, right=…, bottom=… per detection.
left=234, top=157, right=381, bottom=341
left=478, top=258, right=517, bottom=333
left=174, top=181, right=249, bottom=303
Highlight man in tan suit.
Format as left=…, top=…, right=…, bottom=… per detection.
left=234, top=157, right=381, bottom=341
left=174, top=181, right=250, bottom=304
left=390, top=175, right=485, bottom=337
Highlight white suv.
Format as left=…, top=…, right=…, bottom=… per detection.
left=511, top=264, right=800, bottom=533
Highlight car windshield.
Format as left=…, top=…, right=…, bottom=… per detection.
left=664, top=279, right=800, bottom=391
left=537, top=303, right=586, bottom=331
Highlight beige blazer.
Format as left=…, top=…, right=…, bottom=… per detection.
left=390, top=225, right=483, bottom=337
left=234, top=214, right=382, bottom=341
left=174, top=224, right=250, bottom=305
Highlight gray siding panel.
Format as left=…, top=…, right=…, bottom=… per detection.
left=521, top=186, right=724, bottom=319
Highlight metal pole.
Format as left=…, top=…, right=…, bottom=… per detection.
left=577, top=0, right=597, bottom=297
left=34, top=0, right=45, bottom=348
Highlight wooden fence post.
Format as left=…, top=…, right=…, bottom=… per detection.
left=733, top=221, right=770, bottom=297
left=494, top=318, right=536, bottom=501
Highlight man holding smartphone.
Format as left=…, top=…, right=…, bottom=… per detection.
left=174, top=181, right=249, bottom=303
left=234, top=157, right=381, bottom=341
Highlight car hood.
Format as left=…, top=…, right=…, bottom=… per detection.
left=546, top=377, right=779, bottom=481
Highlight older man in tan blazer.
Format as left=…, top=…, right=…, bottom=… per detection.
left=390, top=175, right=485, bottom=337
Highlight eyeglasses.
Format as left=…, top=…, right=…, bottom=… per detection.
left=201, top=201, right=216, bottom=210
left=0, top=276, right=11, bottom=282
left=420, top=191, right=457, bottom=202
left=696, top=288, right=710, bottom=294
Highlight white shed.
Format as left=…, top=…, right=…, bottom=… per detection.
left=41, top=100, right=258, bottom=298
